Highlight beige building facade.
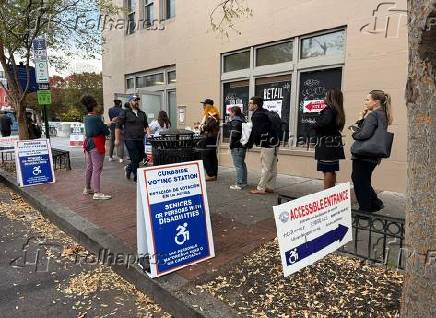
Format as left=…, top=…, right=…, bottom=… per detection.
left=102, top=0, right=409, bottom=193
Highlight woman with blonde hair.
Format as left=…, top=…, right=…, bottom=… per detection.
left=199, top=99, right=220, bottom=181
left=350, top=90, right=393, bottom=213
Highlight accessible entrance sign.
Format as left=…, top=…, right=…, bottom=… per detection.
left=137, top=161, right=215, bottom=277
left=273, top=183, right=352, bottom=277
left=15, top=139, right=55, bottom=187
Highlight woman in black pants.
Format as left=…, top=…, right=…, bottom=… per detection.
left=351, top=90, right=393, bottom=213
left=199, top=99, right=220, bottom=181
left=311, top=89, right=346, bottom=189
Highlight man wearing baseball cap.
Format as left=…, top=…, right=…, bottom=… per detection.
left=199, top=98, right=220, bottom=181
left=115, top=95, right=148, bottom=182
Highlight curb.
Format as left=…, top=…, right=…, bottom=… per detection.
left=0, top=170, right=239, bottom=318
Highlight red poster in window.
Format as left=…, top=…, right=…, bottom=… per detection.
left=303, top=100, right=326, bottom=113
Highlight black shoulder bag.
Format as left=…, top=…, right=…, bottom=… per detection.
left=350, top=110, right=394, bottom=159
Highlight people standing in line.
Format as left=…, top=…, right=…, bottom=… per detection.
left=199, top=99, right=220, bottom=182
left=147, top=110, right=171, bottom=136
left=0, top=111, right=13, bottom=137
left=108, top=99, right=124, bottom=163
left=310, top=89, right=346, bottom=189
left=247, top=96, right=278, bottom=195
left=115, top=95, right=148, bottom=182
left=228, top=106, right=248, bottom=190
left=350, top=90, right=393, bottom=213
left=26, top=112, right=42, bottom=139
left=82, top=95, right=111, bottom=200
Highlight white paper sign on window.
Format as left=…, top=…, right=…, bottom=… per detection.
left=263, top=100, right=282, bottom=117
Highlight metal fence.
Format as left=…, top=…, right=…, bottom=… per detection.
left=277, top=193, right=406, bottom=270
left=1, top=148, right=71, bottom=171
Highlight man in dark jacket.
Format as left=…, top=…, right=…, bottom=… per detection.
left=246, top=96, right=277, bottom=195
left=0, top=112, right=13, bottom=137
left=108, top=99, right=124, bottom=162
left=115, top=95, right=148, bottom=182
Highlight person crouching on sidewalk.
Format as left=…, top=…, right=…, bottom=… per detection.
left=228, top=106, right=247, bottom=190
left=82, top=95, right=112, bottom=200
left=246, top=96, right=277, bottom=195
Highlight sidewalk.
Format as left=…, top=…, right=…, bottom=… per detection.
left=36, top=153, right=405, bottom=274
left=0, top=140, right=406, bottom=317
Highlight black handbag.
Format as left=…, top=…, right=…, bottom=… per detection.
left=350, top=111, right=394, bottom=159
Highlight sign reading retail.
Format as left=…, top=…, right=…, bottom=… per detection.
left=69, top=123, right=85, bottom=147
left=273, top=183, right=352, bottom=277
left=15, top=139, right=55, bottom=187
left=256, top=80, right=291, bottom=122
left=136, top=161, right=215, bottom=278
left=303, top=99, right=326, bottom=113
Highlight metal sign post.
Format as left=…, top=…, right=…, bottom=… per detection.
left=32, top=37, right=51, bottom=139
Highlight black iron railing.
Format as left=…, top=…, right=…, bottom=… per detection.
left=1, top=148, right=71, bottom=171
left=277, top=193, right=406, bottom=270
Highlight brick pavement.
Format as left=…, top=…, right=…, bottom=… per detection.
left=36, top=142, right=406, bottom=281
left=38, top=159, right=282, bottom=280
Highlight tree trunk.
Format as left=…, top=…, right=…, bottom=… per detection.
left=401, top=1, right=436, bottom=317
left=16, top=99, right=29, bottom=140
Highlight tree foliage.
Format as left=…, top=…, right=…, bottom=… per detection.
left=24, top=72, right=102, bottom=121
left=210, top=0, right=252, bottom=37
left=0, top=0, right=119, bottom=138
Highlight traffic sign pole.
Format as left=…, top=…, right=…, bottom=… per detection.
left=43, top=105, right=50, bottom=139
left=32, top=37, right=51, bottom=140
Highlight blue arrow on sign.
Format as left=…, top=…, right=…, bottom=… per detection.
left=285, top=224, right=348, bottom=266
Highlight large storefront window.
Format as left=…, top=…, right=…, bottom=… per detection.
left=221, top=28, right=346, bottom=149
left=297, top=67, right=343, bottom=141
left=255, top=75, right=292, bottom=143
left=223, top=51, right=250, bottom=73
left=222, top=80, right=249, bottom=140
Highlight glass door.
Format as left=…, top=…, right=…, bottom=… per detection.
left=167, top=90, right=177, bottom=128
left=137, top=90, right=163, bottom=124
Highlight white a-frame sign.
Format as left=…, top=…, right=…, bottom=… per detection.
left=136, top=160, right=215, bottom=277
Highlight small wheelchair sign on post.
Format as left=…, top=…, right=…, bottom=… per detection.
left=15, top=139, right=55, bottom=187
left=136, top=161, right=215, bottom=278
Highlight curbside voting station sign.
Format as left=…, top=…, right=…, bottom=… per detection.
left=273, top=183, right=352, bottom=277
left=137, top=160, right=215, bottom=277
left=15, top=139, right=55, bottom=187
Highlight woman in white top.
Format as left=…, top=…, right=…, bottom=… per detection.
left=147, top=111, right=171, bottom=136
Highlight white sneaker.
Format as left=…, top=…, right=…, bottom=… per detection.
left=119, top=158, right=124, bottom=163
left=93, top=193, right=112, bottom=200
left=108, top=157, right=114, bottom=162
left=230, top=184, right=242, bottom=190
left=83, top=188, right=94, bottom=195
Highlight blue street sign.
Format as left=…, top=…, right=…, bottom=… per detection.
left=285, top=224, right=349, bottom=266
left=32, top=38, right=47, bottom=51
